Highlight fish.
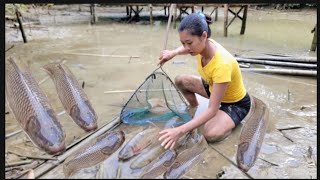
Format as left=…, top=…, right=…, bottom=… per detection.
left=164, top=135, right=207, bottom=179
left=5, top=57, right=66, bottom=155
left=140, top=149, right=177, bottom=179
left=118, top=127, right=160, bottom=160
left=147, top=98, right=171, bottom=115
left=63, top=130, right=125, bottom=178
left=236, top=95, right=269, bottom=172
left=42, top=63, right=98, bottom=132
left=130, top=144, right=166, bottom=170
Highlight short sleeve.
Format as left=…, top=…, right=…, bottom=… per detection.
left=212, top=64, right=232, bottom=83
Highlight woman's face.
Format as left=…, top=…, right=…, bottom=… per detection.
left=179, top=30, right=207, bottom=56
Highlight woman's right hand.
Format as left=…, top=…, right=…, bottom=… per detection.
left=158, top=50, right=176, bottom=66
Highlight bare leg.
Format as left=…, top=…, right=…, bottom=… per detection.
left=174, top=75, right=209, bottom=107
left=201, top=110, right=235, bottom=143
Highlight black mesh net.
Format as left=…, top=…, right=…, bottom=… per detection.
left=120, top=68, right=192, bottom=127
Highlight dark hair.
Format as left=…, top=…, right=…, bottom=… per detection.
left=178, top=12, right=213, bottom=38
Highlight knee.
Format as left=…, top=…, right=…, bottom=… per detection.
left=202, top=126, right=231, bottom=143
left=174, top=75, right=185, bottom=87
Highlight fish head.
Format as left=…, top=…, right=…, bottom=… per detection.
left=41, top=63, right=59, bottom=78
left=99, top=131, right=125, bottom=155
left=70, top=102, right=98, bottom=132
left=236, top=142, right=256, bottom=172
left=118, top=146, right=135, bottom=161
left=25, top=110, right=66, bottom=155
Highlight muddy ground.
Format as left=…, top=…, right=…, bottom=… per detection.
left=5, top=4, right=317, bottom=179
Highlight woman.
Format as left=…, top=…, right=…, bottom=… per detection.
left=158, top=12, right=251, bottom=149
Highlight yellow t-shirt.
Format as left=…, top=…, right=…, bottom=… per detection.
left=197, top=39, right=246, bottom=103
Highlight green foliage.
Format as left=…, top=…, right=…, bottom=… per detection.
left=5, top=4, right=29, bottom=15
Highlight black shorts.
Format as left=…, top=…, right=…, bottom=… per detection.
left=201, top=78, right=251, bottom=126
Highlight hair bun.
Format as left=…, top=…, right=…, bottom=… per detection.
left=204, top=14, right=213, bottom=25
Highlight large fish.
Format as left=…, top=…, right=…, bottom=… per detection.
left=118, top=127, right=160, bottom=160
left=42, top=63, right=98, bottom=132
left=140, top=149, right=177, bottom=179
left=130, top=144, right=166, bottom=170
left=5, top=57, right=66, bottom=155
left=236, top=95, right=269, bottom=172
left=63, top=130, right=125, bottom=178
left=164, top=135, right=207, bottom=179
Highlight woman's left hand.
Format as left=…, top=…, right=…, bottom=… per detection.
left=158, top=127, right=184, bottom=150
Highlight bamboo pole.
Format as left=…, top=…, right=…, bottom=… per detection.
left=33, top=117, right=121, bottom=179
left=163, top=4, right=175, bottom=50
left=14, top=4, right=27, bottom=43
left=6, top=160, right=33, bottom=167
left=104, top=89, right=176, bottom=94
left=235, top=55, right=317, bottom=63
left=56, top=52, right=140, bottom=58
left=7, top=150, right=57, bottom=160
left=236, top=58, right=317, bottom=69
left=241, top=68, right=317, bottom=77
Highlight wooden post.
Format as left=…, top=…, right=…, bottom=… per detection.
left=90, top=4, right=96, bottom=24
left=149, top=4, right=153, bottom=25
left=126, top=6, right=129, bottom=16
left=215, top=7, right=218, bottom=21
left=173, top=4, right=177, bottom=29
left=240, top=5, right=248, bottom=35
left=310, top=24, right=317, bottom=51
left=224, top=4, right=229, bottom=37
left=14, top=5, right=27, bottom=43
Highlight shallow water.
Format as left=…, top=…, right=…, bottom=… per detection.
left=5, top=4, right=317, bottom=179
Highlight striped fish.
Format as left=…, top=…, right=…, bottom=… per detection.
left=164, top=135, right=207, bottom=179
left=42, top=63, right=98, bottom=132
left=236, top=95, right=269, bottom=172
left=5, top=57, right=66, bottom=155
left=63, top=130, right=125, bottom=178
left=118, top=127, right=160, bottom=161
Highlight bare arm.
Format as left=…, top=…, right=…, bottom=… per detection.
left=158, top=82, right=229, bottom=149
left=158, top=45, right=189, bottom=66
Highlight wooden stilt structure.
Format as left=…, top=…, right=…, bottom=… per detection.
left=224, top=4, right=248, bottom=37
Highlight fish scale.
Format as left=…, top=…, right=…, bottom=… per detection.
left=118, top=128, right=160, bottom=160
left=5, top=57, right=66, bottom=155
left=140, top=149, right=177, bottom=179
left=63, top=131, right=125, bottom=178
left=42, top=63, right=98, bottom=131
left=236, top=95, right=269, bottom=172
left=164, top=135, right=207, bottom=179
